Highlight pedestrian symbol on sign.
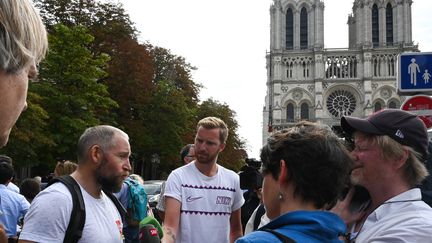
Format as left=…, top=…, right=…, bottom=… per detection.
left=423, top=69, right=431, bottom=84
left=408, top=58, right=420, bottom=86
left=398, top=52, right=432, bottom=94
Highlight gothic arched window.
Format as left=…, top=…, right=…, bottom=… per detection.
left=386, top=3, right=393, bottom=45
left=286, top=8, right=294, bottom=50
left=287, top=103, right=294, bottom=122
left=374, top=102, right=382, bottom=112
left=388, top=100, right=399, bottom=109
left=300, top=7, right=308, bottom=49
left=300, top=103, right=309, bottom=120
left=372, top=4, right=379, bottom=47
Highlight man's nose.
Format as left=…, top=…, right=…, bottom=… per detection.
left=124, top=158, right=132, bottom=172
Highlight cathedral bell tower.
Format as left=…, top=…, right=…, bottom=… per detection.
left=263, top=0, right=417, bottom=144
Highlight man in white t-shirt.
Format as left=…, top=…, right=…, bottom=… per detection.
left=19, top=125, right=132, bottom=243
left=162, top=117, right=244, bottom=243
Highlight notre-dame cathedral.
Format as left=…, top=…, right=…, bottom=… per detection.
left=263, top=0, right=418, bottom=142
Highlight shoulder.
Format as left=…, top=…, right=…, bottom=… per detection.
left=33, top=182, right=73, bottom=206
left=218, top=165, right=240, bottom=180
left=7, top=182, right=20, bottom=193
left=167, top=163, right=194, bottom=180
left=236, top=231, right=279, bottom=243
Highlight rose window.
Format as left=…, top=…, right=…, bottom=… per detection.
left=326, top=90, right=356, bottom=118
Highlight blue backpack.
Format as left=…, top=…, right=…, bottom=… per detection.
left=124, top=178, right=148, bottom=225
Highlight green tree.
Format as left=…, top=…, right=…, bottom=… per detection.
left=142, top=80, right=197, bottom=175
left=0, top=92, right=54, bottom=167
left=197, top=99, right=247, bottom=171
left=35, top=0, right=136, bottom=39
left=33, top=24, right=117, bottom=161
left=145, top=44, right=201, bottom=105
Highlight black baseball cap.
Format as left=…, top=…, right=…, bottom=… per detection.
left=341, top=109, right=429, bottom=160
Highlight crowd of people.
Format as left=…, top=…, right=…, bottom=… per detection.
left=2, top=0, right=432, bottom=243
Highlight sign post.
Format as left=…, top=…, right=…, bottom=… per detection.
left=398, top=52, right=432, bottom=94
left=401, top=95, right=432, bottom=129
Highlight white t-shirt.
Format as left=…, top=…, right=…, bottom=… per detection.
left=355, top=188, right=432, bottom=242
left=164, top=162, right=244, bottom=243
left=7, top=182, right=19, bottom=193
left=244, top=205, right=270, bottom=235
left=19, top=181, right=123, bottom=243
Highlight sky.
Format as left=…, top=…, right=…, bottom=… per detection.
left=120, top=0, right=432, bottom=159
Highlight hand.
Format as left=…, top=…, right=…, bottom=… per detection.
left=0, top=224, right=7, bottom=243
left=330, top=187, right=368, bottom=226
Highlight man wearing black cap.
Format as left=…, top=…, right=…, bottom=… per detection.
left=340, top=109, right=432, bottom=242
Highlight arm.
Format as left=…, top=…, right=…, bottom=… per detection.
left=330, top=187, right=367, bottom=227
left=161, top=197, right=181, bottom=243
left=229, top=208, right=243, bottom=243
left=18, top=185, right=72, bottom=242
left=0, top=224, right=7, bottom=243
left=20, top=196, right=30, bottom=217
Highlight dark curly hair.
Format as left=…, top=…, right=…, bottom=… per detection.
left=260, top=121, right=352, bottom=209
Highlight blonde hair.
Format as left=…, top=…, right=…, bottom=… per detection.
left=197, top=117, right=229, bottom=143
left=54, top=160, right=78, bottom=176
left=0, top=0, right=48, bottom=73
left=362, top=133, right=429, bottom=186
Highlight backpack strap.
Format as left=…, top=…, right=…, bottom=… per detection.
left=102, top=188, right=127, bottom=218
left=259, top=228, right=296, bottom=243
left=47, top=175, right=85, bottom=243
left=253, top=204, right=266, bottom=231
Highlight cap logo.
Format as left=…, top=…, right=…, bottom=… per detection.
left=395, top=129, right=404, bottom=139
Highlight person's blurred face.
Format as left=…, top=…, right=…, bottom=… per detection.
left=262, top=173, right=281, bottom=220
left=350, top=133, right=393, bottom=190
left=0, top=65, right=36, bottom=147
left=194, top=127, right=225, bottom=165
left=95, top=133, right=132, bottom=192
left=184, top=146, right=196, bottom=164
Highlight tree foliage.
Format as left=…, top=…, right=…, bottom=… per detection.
left=0, top=92, right=54, bottom=167
left=197, top=99, right=247, bottom=171
left=3, top=0, right=248, bottom=177
left=33, top=24, right=117, bottom=161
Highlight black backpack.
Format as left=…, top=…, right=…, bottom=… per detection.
left=46, top=175, right=126, bottom=243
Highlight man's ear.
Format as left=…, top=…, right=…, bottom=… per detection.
left=393, top=147, right=409, bottom=170
left=89, top=145, right=103, bottom=165
left=219, top=142, right=226, bottom=153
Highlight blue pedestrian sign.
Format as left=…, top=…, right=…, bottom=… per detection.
left=398, top=52, right=432, bottom=94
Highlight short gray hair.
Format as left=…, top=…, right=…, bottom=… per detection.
left=0, top=0, right=48, bottom=73
left=77, top=125, right=129, bottom=162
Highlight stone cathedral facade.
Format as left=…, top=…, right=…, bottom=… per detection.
left=263, top=0, right=418, bottom=143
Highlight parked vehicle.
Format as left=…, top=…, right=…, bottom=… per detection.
left=143, top=180, right=165, bottom=218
